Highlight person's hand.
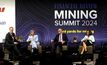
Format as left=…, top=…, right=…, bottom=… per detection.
left=51, top=39, right=54, bottom=43
left=28, top=41, right=31, bottom=44
left=62, top=41, right=65, bottom=44
left=14, top=42, right=18, bottom=44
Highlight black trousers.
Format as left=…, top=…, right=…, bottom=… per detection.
left=54, top=42, right=63, bottom=53
left=32, top=48, right=38, bottom=54
left=6, top=45, right=21, bottom=60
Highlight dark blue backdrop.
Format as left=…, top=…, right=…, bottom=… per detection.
left=16, top=0, right=107, bottom=44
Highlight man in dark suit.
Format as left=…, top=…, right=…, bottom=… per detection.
left=4, top=27, right=21, bottom=60
left=53, top=28, right=68, bottom=54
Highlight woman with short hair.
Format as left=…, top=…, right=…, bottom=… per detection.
left=27, top=30, right=40, bottom=53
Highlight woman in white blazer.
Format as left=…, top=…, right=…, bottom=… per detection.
left=81, top=30, right=95, bottom=54
left=27, top=30, right=40, bottom=52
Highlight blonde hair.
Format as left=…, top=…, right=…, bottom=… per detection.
left=29, top=30, right=35, bottom=36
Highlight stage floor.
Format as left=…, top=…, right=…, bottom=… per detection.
left=5, top=53, right=99, bottom=65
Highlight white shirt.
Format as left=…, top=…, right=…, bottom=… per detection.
left=27, top=35, right=39, bottom=48
left=59, top=33, right=63, bottom=42
left=81, top=35, right=95, bottom=44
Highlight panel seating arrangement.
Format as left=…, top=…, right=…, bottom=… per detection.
left=1, top=42, right=107, bottom=65
left=78, top=45, right=94, bottom=61
left=95, top=43, right=107, bottom=65
left=3, top=48, right=10, bottom=60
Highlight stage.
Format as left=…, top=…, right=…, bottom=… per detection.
left=0, top=42, right=107, bottom=65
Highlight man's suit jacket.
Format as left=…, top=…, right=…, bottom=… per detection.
left=4, top=32, right=18, bottom=49
left=54, top=33, right=68, bottom=45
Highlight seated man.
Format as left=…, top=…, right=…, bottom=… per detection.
left=53, top=28, right=68, bottom=54
left=4, top=27, right=21, bottom=60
